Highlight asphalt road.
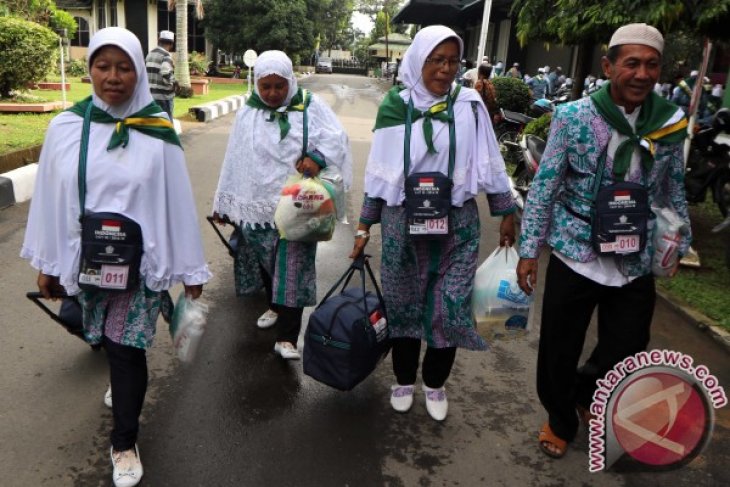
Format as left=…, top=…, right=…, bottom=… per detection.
left=0, top=73, right=727, bottom=486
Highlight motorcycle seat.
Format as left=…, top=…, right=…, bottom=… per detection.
left=526, top=135, right=546, bottom=163
left=502, top=109, right=534, bottom=125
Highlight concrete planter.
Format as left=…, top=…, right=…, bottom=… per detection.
left=36, top=82, right=71, bottom=90
left=190, top=78, right=209, bottom=95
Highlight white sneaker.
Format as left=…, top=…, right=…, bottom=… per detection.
left=257, top=309, right=278, bottom=329
left=273, top=342, right=300, bottom=360
left=390, top=384, right=415, bottom=413
left=110, top=444, right=143, bottom=487
left=423, top=385, right=448, bottom=421
left=104, top=385, right=112, bottom=409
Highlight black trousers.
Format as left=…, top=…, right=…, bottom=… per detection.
left=104, top=336, right=148, bottom=451
left=261, top=264, right=304, bottom=345
left=392, top=337, right=457, bottom=389
left=537, top=254, right=655, bottom=442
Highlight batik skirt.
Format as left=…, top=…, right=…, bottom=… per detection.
left=76, top=279, right=173, bottom=350
left=236, top=224, right=317, bottom=308
left=380, top=199, right=487, bottom=350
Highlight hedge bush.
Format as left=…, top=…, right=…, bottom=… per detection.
left=492, top=77, right=531, bottom=114
left=0, top=17, right=58, bottom=98
left=524, top=113, right=552, bottom=140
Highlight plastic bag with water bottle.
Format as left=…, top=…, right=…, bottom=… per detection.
left=471, top=245, right=533, bottom=341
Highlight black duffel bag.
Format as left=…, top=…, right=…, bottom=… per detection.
left=304, top=254, right=390, bottom=391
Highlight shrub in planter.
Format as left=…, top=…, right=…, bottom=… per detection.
left=492, top=77, right=531, bottom=114
left=0, top=17, right=58, bottom=98
left=65, top=57, right=87, bottom=77
left=188, top=51, right=207, bottom=77
left=524, top=113, right=552, bottom=141
left=176, top=85, right=194, bottom=98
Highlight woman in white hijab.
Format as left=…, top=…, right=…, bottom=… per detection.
left=21, top=27, right=211, bottom=487
left=213, top=50, right=352, bottom=360
left=350, top=26, right=516, bottom=421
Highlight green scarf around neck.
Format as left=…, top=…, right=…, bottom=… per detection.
left=246, top=88, right=310, bottom=140
left=590, top=82, right=687, bottom=180
left=67, top=96, right=181, bottom=150
left=373, top=85, right=460, bottom=154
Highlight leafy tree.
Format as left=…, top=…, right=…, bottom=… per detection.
left=512, top=0, right=730, bottom=99
left=0, top=16, right=58, bottom=97
left=203, top=0, right=317, bottom=65
left=167, top=0, right=204, bottom=90
left=315, top=0, right=354, bottom=54
left=0, top=0, right=76, bottom=37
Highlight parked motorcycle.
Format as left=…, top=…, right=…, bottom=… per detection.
left=495, top=108, right=534, bottom=162
left=511, top=134, right=546, bottom=204
left=684, top=108, right=730, bottom=217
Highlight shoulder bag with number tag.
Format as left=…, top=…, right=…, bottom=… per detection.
left=590, top=150, right=650, bottom=255
left=403, top=86, right=459, bottom=240
left=77, top=102, right=144, bottom=292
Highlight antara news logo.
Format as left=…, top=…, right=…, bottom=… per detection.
left=588, top=349, right=727, bottom=472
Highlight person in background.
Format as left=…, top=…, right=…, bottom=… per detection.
left=474, top=63, right=499, bottom=122
left=461, top=60, right=478, bottom=88
left=516, top=23, right=690, bottom=459
left=671, top=69, right=698, bottom=115
left=507, top=62, right=522, bottom=79
left=351, top=25, right=516, bottom=422
left=22, top=27, right=211, bottom=486
left=212, top=50, right=353, bottom=360
left=527, top=67, right=549, bottom=101
left=145, top=30, right=176, bottom=120
left=492, top=61, right=504, bottom=77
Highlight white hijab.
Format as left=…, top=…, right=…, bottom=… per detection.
left=399, top=25, right=464, bottom=110
left=253, top=50, right=299, bottom=107
left=87, top=27, right=155, bottom=118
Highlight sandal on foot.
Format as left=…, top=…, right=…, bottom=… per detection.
left=539, top=422, right=568, bottom=459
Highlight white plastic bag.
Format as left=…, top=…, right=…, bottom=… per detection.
left=472, top=246, right=532, bottom=341
left=169, top=291, right=209, bottom=362
left=319, top=165, right=348, bottom=224
left=274, top=174, right=337, bottom=242
left=651, top=205, right=688, bottom=277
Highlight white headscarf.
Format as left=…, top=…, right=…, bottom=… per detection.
left=87, top=27, right=154, bottom=118
left=253, top=50, right=299, bottom=107
left=399, top=25, right=464, bottom=110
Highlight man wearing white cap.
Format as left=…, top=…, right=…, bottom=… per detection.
left=145, top=30, right=177, bottom=119
left=516, top=23, right=691, bottom=459
left=671, top=69, right=700, bottom=115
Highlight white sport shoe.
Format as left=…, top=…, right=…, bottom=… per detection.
left=423, top=385, right=448, bottom=421
left=273, top=341, right=300, bottom=360
left=257, top=309, right=278, bottom=329
left=110, top=444, right=143, bottom=487
left=390, top=384, right=415, bottom=413
left=104, top=385, right=112, bottom=409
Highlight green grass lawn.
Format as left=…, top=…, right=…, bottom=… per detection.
left=0, top=78, right=249, bottom=154
left=657, top=200, right=730, bottom=330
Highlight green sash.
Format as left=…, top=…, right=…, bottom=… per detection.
left=374, top=85, right=461, bottom=154
left=246, top=88, right=311, bottom=140
left=590, top=82, right=687, bottom=180
left=67, top=96, right=181, bottom=150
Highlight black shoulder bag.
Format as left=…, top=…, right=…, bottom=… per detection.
left=403, top=86, right=458, bottom=240
left=590, top=151, right=650, bottom=255
left=77, top=102, right=144, bottom=292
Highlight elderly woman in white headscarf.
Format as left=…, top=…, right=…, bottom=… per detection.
left=350, top=26, right=516, bottom=421
left=212, top=50, right=352, bottom=360
left=21, top=27, right=211, bottom=486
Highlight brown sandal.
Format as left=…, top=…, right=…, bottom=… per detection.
left=539, top=422, right=568, bottom=459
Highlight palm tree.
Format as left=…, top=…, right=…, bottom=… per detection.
left=168, top=0, right=204, bottom=90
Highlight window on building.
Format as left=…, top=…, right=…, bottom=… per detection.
left=97, top=2, right=106, bottom=29
left=110, top=0, right=118, bottom=27
left=71, top=16, right=90, bottom=47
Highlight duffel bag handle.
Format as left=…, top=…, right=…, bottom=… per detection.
left=25, top=291, right=84, bottom=337
left=316, top=254, right=387, bottom=321
left=206, top=215, right=236, bottom=255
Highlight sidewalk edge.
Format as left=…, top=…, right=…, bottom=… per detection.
left=656, top=288, right=730, bottom=354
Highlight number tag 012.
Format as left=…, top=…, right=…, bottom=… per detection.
left=408, top=216, right=449, bottom=237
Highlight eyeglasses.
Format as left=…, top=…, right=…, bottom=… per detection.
left=424, top=57, right=461, bottom=69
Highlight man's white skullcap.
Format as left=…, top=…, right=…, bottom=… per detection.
left=537, top=67, right=545, bottom=73
left=609, top=23, right=663, bottom=54
left=690, top=70, right=699, bottom=77
left=160, top=30, right=174, bottom=41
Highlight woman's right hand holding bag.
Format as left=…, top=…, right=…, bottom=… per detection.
left=349, top=227, right=370, bottom=259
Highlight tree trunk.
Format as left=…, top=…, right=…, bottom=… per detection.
left=175, top=0, right=191, bottom=88
left=572, top=42, right=594, bottom=101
